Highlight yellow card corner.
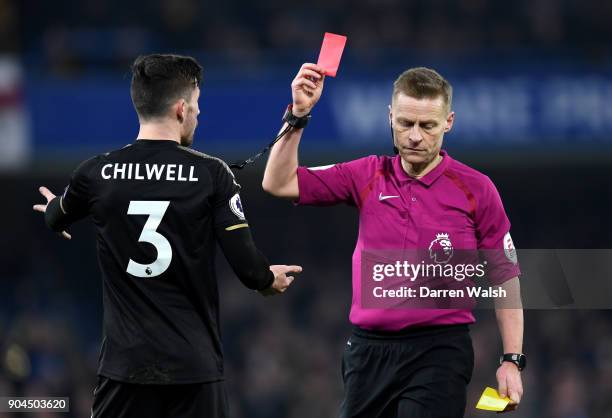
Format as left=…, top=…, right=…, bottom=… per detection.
left=475, top=386, right=511, bottom=412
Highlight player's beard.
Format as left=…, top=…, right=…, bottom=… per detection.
left=180, top=119, right=197, bottom=147
left=180, top=134, right=193, bottom=147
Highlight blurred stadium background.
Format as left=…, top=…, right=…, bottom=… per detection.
left=1, top=0, right=612, bottom=417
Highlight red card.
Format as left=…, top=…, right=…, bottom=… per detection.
left=317, top=32, right=347, bottom=77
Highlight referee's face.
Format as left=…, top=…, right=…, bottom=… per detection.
left=389, top=93, right=454, bottom=166
left=180, top=86, right=201, bottom=147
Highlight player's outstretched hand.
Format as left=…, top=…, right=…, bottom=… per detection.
left=291, top=63, right=325, bottom=117
left=260, top=265, right=303, bottom=296
left=33, top=186, right=72, bottom=240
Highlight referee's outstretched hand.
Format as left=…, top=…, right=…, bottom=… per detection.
left=291, top=63, right=325, bottom=117
left=260, top=265, right=302, bottom=296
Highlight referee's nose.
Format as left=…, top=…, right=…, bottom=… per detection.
left=408, top=125, right=424, bottom=143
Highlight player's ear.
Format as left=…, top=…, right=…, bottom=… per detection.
left=176, top=99, right=186, bottom=123
left=444, top=111, right=455, bottom=133
left=388, top=105, right=393, bottom=127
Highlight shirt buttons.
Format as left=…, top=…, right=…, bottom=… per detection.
left=411, top=197, right=417, bottom=202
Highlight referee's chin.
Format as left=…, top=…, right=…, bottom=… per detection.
left=399, top=152, right=428, bottom=165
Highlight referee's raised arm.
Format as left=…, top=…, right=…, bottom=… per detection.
left=262, top=63, right=325, bottom=199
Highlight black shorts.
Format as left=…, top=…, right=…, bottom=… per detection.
left=339, top=324, right=474, bottom=418
left=91, top=376, right=229, bottom=418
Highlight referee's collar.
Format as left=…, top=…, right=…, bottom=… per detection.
left=393, top=150, right=451, bottom=187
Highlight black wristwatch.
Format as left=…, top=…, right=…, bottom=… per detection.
left=499, top=353, right=526, bottom=371
left=282, top=104, right=311, bottom=129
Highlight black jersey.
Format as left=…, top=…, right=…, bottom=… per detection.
left=60, top=140, right=250, bottom=384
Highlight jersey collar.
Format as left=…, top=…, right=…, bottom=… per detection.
left=134, top=139, right=180, bottom=146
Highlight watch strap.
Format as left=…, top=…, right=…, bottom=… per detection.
left=283, top=104, right=311, bottom=129
left=500, top=353, right=526, bottom=371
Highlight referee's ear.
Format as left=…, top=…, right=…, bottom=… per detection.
left=444, top=111, right=455, bottom=133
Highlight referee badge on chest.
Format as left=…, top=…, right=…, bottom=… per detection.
left=428, top=233, right=454, bottom=264
left=416, top=214, right=470, bottom=253
left=229, top=193, right=246, bottom=220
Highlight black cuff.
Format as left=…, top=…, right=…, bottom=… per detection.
left=259, top=270, right=275, bottom=291
left=45, top=197, right=71, bottom=232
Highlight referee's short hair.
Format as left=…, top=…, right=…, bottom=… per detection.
left=130, top=54, right=203, bottom=120
left=392, top=67, right=452, bottom=112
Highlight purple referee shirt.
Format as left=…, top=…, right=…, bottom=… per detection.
left=296, top=150, right=520, bottom=331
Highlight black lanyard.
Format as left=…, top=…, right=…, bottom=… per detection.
left=229, top=125, right=293, bottom=170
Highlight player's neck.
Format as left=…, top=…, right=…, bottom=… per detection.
left=137, top=122, right=181, bottom=144
left=401, top=154, right=442, bottom=178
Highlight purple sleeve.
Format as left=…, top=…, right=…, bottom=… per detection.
left=476, top=177, right=521, bottom=284
left=295, top=157, right=375, bottom=207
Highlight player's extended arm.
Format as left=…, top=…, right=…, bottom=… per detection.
left=215, top=226, right=301, bottom=295
left=262, top=63, right=325, bottom=199
left=494, top=277, right=524, bottom=408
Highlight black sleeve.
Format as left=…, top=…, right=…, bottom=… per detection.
left=45, top=157, right=97, bottom=231
left=210, top=160, right=248, bottom=230
left=61, top=157, right=97, bottom=220
left=44, top=196, right=75, bottom=232
left=216, top=226, right=274, bottom=291
left=209, top=159, right=273, bottom=290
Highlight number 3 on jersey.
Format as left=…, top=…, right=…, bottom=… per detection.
left=126, top=201, right=172, bottom=278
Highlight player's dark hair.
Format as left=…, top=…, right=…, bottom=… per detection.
left=130, top=54, right=203, bottom=120
left=392, top=67, right=452, bottom=111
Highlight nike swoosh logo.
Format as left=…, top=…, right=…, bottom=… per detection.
left=379, top=192, right=400, bottom=201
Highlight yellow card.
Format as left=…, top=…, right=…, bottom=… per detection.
left=475, top=387, right=511, bottom=411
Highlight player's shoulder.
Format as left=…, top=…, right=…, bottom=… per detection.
left=175, top=145, right=235, bottom=179
left=95, top=143, right=133, bottom=162
left=77, top=143, right=132, bottom=171
left=72, top=153, right=106, bottom=178
left=445, top=155, right=497, bottom=195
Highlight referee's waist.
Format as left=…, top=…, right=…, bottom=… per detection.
left=352, top=323, right=469, bottom=341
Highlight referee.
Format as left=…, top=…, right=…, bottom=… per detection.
left=263, top=64, right=525, bottom=417
left=33, top=54, right=301, bottom=418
